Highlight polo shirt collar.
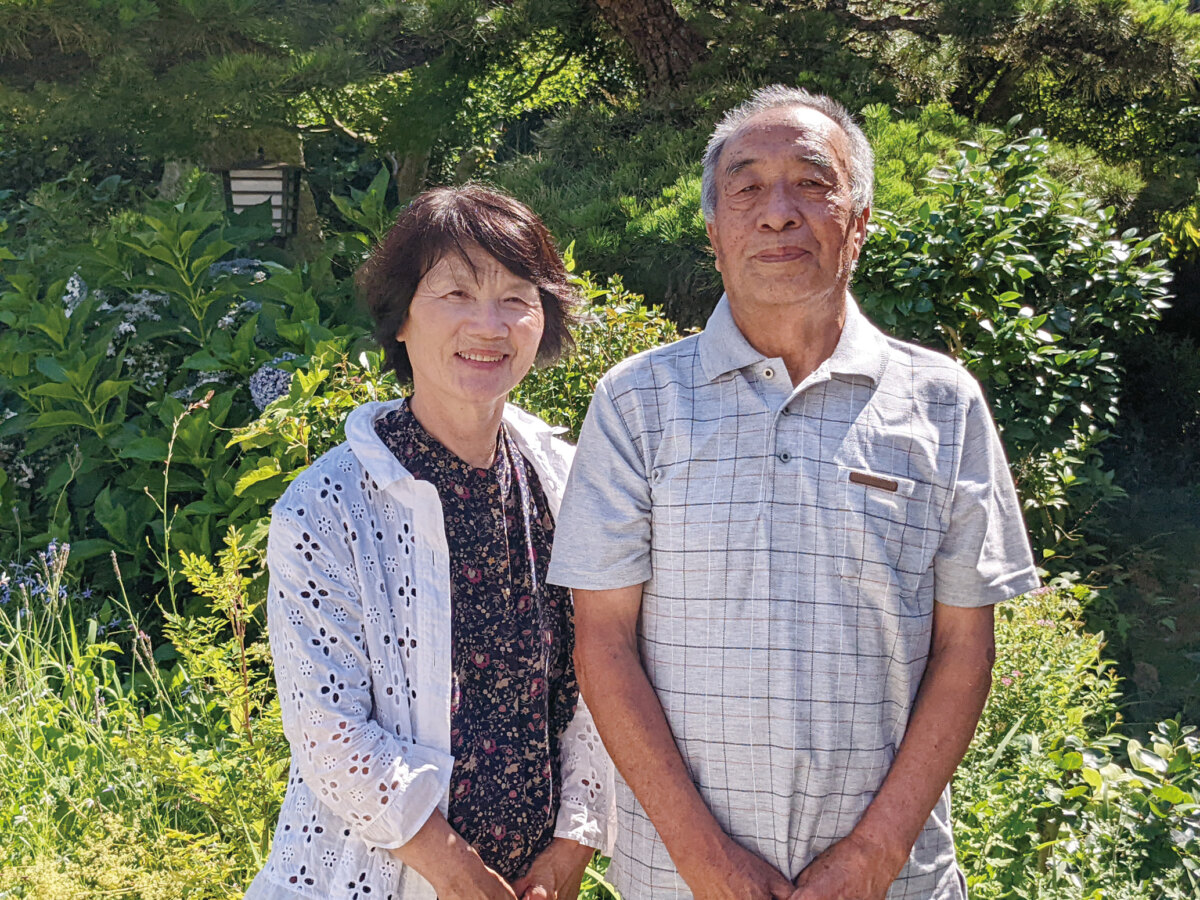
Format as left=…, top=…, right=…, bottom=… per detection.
left=698, top=292, right=889, bottom=385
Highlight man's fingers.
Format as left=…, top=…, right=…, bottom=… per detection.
left=521, top=886, right=552, bottom=900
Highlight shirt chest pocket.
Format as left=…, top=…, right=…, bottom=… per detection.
left=835, top=466, right=939, bottom=602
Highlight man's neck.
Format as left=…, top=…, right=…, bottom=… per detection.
left=727, top=290, right=846, bottom=386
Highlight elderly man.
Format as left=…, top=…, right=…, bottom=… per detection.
left=546, top=85, right=1039, bottom=900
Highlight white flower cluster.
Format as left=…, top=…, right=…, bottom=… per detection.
left=216, top=299, right=262, bottom=331
left=61, top=273, right=87, bottom=318
left=103, top=290, right=168, bottom=358
left=249, top=352, right=300, bottom=411
left=170, top=370, right=234, bottom=402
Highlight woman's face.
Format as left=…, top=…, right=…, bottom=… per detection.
left=398, top=243, right=545, bottom=415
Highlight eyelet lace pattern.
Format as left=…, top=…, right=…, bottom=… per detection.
left=246, top=401, right=615, bottom=900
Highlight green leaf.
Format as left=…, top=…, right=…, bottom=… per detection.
left=35, top=357, right=71, bottom=383
left=28, top=381, right=81, bottom=401
left=1128, top=740, right=1169, bottom=775
left=93, top=487, right=131, bottom=547
left=235, top=459, right=282, bottom=495
left=1151, top=784, right=1192, bottom=805
left=94, top=379, right=133, bottom=407
left=119, top=436, right=171, bottom=461
left=31, top=410, right=93, bottom=429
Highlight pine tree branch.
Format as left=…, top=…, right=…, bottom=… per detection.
left=509, top=50, right=576, bottom=105
left=821, top=1, right=944, bottom=39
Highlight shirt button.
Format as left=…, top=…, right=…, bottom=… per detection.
left=778, top=451, right=792, bottom=463
left=762, top=367, right=775, bottom=379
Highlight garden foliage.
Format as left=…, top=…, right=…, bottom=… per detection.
left=2, top=542, right=1196, bottom=896
left=0, top=140, right=1188, bottom=898
left=856, top=128, right=1172, bottom=557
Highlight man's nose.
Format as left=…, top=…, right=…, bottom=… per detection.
left=759, top=182, right=800, bottom=232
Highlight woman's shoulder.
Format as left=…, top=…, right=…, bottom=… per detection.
left=272, top=441, right=363, bottom=517
left=503, top=404, right=574, bottom=465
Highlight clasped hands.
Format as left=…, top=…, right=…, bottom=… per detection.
left=684, top=828, right=908, bottom=900
left=434, top=836, right=594, bottom=900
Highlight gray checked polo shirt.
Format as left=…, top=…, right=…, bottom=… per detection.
left=547, top=294, right=1039, bottom=900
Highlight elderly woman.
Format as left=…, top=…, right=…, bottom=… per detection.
left=245, top=185, right=614, bottom=900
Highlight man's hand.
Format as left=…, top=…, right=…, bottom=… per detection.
left=788, top=830, right=907, bottom=900
left=680, top=836, right=794, bottom=900
left=512, top=838, right=595, bottom=900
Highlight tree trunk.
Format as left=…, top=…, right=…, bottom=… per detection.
left=591, top=0, right=707, bottom=93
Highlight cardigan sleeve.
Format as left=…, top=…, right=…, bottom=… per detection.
left=266, top=497, right=455, bottom=851
left=553, top=691, right=617, bottom=853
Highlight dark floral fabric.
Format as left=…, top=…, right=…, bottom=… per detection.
left=374, top=402, right=579, bottom=881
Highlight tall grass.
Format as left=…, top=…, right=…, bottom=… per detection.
left=0, top=539, right=284, bottom=897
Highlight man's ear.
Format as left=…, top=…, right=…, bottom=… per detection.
left=705, top=220, right=723, bottom=273
left=853, top=205, right=871, bottom=254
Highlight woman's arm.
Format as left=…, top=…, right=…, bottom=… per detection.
left=267, top=498, right=454, bottom=849
left=392, top=809, right=519, bottom=900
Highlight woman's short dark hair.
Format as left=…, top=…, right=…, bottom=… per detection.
left=356, top=183, right=579, bottom=382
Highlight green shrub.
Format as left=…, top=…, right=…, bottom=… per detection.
left=0, top=173, right=360, bottom=602
left=0, top=538, right=283, bottom=897
left=955, top=586, right=1200, bottom=898
left=512, top=255, right=682, bottom=440
left=856, top=129, right=1172, bottom=560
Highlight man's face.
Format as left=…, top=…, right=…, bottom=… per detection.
left=705, top=105, right=869, bottom=311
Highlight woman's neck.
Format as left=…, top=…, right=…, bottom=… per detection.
left=407, top=391, right=505, bottom=469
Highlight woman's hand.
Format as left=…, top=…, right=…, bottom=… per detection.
left=512, top=838, right=596, bottom=900
left=392, top=811, right=518, bottom=900
left=438, top=859, right=520, bottom=900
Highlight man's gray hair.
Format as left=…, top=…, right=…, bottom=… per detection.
left=700, top=85, right=875, bottom=222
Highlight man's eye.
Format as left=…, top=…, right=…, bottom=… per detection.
left=736, top=184, right=759, bottom=194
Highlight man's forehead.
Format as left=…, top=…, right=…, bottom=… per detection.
left=719, top=105, right=849, bottom=171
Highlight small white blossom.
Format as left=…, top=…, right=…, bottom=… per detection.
left=61, top=273, right=87, bottom=317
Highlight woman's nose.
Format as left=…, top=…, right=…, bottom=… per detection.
left=464, top=298, right=508, bottom=337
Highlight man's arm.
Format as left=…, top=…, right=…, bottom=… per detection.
left=789, top=601, right=995, bottom=900
left=574, top=585, right=794, bottom=900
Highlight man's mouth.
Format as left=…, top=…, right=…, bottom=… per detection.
left=457, top=351, right=507, bottom=363
left=754, top=247, right=809, bottom=262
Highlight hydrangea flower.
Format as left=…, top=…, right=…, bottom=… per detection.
left=208, top=258, right=268, bottom=282
left=249, top=352, right=300, bottom=411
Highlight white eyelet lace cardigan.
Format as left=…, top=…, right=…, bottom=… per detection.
left=244, top=399, right=616, bottom=900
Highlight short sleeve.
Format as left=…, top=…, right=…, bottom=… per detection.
left=933, top=378, right=1041, bottom=607
left=547, top=377, right=652, bottom=590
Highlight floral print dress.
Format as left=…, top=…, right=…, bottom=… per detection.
left=374, top=403, right=579, bottom=882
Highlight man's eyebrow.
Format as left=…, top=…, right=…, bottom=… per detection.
left=723, top=151, right=837, bottom=181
